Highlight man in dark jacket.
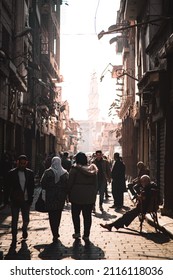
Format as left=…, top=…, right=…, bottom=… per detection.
left=100, top=175, right=159, bottom=231
left=4, top=155, right=35, bottom=248
left=110, top=152, right=126, bottom=210
left=93, top=150, right=111, bottom=211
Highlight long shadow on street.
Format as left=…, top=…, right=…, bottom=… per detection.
left=113, top=227, right=171, bottom=244
left=34, top=239, right=105, bottom=260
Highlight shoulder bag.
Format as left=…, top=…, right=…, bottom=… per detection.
left=35, top=190, right=47, bottom=212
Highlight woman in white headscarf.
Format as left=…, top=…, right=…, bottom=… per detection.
left=40, top=156, right=69, bottom=243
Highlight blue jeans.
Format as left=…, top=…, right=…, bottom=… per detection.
left=11, top=201, right=30, bottom=239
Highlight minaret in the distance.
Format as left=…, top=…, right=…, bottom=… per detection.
left=87, top=72, right=100, bottom=121
left=87, top=72, right=100, bottom=152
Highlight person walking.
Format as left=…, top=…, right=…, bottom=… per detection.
left=110, top=153, right=126, bottom=210
left=61, top=152, right=72, bottom=205
left=40, top=156, right=69, bottom=243
left=4, top=155, right=35, bottom=249
left=93, top=150, right=111, bottom=211
left=103, top=155, right=111, bottom=199
left=61, top=152, right=72, bottom=172
left=100, top=175, right=159, bottom=231
left=68, top=152, right=98, bottom=246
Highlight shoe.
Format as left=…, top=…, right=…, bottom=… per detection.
left=82, top=236, right=91, bottom=247
left=115, top=207, right=122, bottom=211
left=52, top=237, right=59, bottom=243
left=100, top=223, right=112, bottom=231
left=9, top=244, right=17, bottom=254
left=52, top=234, right=60, bottom=243
left=72, top=233, right=81, bottom=239
left=10, top=238, right=17, bottom=248
left=22, top=230, right=28, bottom=239
left=82, top=235, right=89, bottom=241
left=110, top=220, right=124, bottom=230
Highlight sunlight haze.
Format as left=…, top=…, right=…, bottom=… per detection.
left=60, top=0, right=121, bottom=121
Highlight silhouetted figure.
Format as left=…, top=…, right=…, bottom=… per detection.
left=110, top=153, right=126, bottom=210
left=100, top=175, right=158, bottom=231
left=93, top=150, right=111, bottom=211
left=68, top=152, right=98, bottom=246
left=40, top=156, right=69, bottom=243
left=4, top=155, right=35, bottom=249
left=61, top=152, right=72, bottom=172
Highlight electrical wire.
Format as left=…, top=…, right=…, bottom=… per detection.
left=94, top=0, right=101, bottom=35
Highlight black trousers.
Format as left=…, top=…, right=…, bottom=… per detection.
left=110, top=204, right=141, bottom=228
left=48, top=209, right=62, bottom=238
left=11, top=201, right=30, bottom=239
left=111, top=180, right=124, bottom=207
left=71, top=203, right=93, bottom=238
left=97, top=178, right=107, bottom=206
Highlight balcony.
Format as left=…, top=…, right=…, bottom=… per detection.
left=138, top=69, right=164, bottom=91
left=41, top=39, right=60, bottom=80
left=50, top=51, right=59, bottom=77
left=119, top=95, right=133, bottom=119
left=130, top=101, right=139, bottom=119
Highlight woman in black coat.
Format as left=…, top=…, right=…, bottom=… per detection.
left=40, top=156, right=69, bottom=243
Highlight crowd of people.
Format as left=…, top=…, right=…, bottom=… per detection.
left=0, top=149, right=159, bottom=252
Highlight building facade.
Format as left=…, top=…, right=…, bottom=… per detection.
left=0, top=0, right=67, bottom=172
left=105, top=0, right=173, bottom=215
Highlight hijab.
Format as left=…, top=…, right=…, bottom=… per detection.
left=50, top=156, right=67, bottom=183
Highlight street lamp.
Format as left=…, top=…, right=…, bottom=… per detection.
left=97, top=17, right=172, bottom=40
left=100, top=63, right=114, bottom=82
left=100, top=63, right=138, bottom=82
left=112, top=67, right=139, bottom=81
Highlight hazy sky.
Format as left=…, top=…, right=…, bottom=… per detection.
left=60, top=0, right=121, bottom=121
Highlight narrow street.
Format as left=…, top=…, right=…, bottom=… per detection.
left=0, top=186, right=173, bottom=260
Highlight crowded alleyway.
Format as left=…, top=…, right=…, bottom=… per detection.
left=0, top=185, right=173, bottom=260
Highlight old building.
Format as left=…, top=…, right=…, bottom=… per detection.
left=0, top=0, right=65, bottom=171
left=98, top=0, right=173, bottom=216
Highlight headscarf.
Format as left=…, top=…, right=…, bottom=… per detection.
left=50, top=156, right=67, bottom=183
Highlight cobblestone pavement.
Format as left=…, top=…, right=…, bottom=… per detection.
left=0, top=186, right=173, bottom=260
